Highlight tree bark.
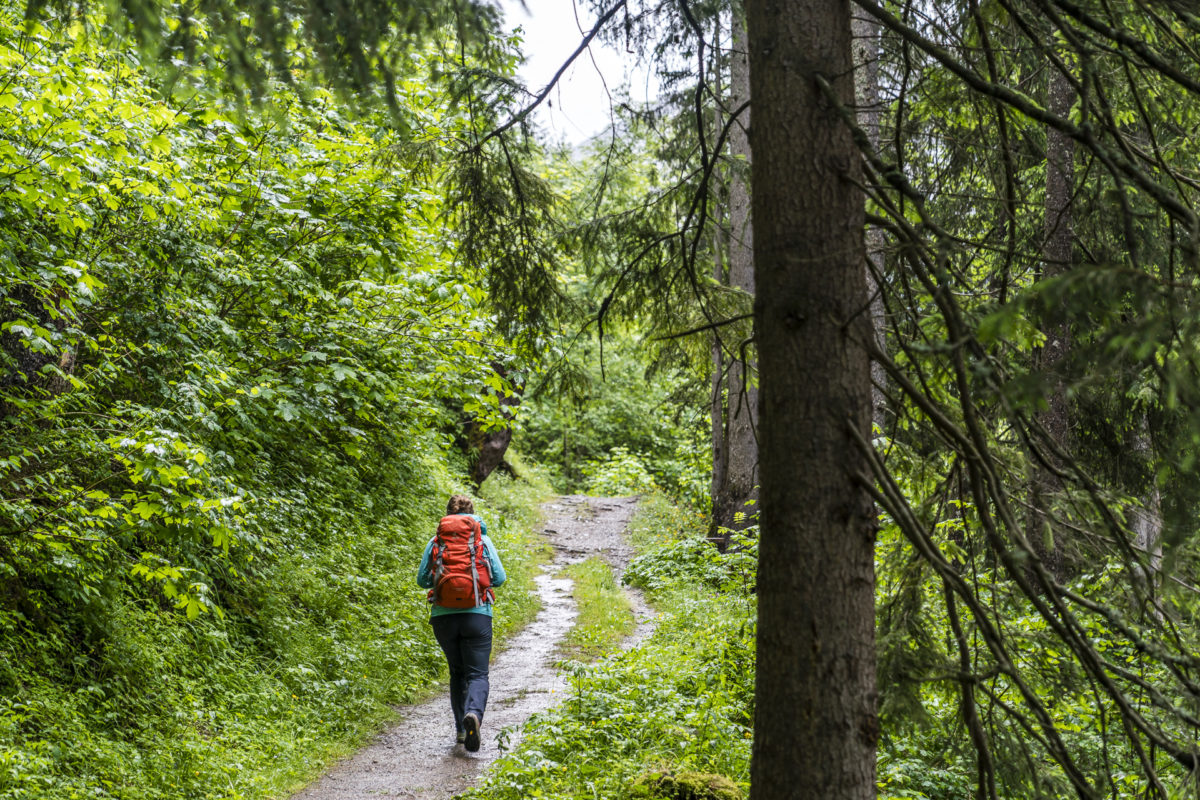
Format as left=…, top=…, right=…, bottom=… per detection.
left=852, top=7, right=887, bottom=431
left=0, top=284, right=76, bottom=410
left=745, top=0, right=877, bottom=796
left=711, top=8, right=731, bottom=530
left=711, top=281, right=729, bottom=522
left=1029, top=64, right=1074, bottom=581
left=711, top=8, right=759, bottom=538
left=1132, top=415, right=1162, bottom=610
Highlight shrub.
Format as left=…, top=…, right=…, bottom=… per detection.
left=582, top=446, right=659, bottom=496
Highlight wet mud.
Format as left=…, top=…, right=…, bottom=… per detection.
left=288, top=495, right=648, bottom=800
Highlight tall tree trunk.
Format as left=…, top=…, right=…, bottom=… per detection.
left=1132, top=414, right=1162, bottom=612
left=711, top=320, right=729, bottom=521
left=852, top=7, right=887, bottom=431
left=710, top=9, right=730, bottom=532
left=745, top=0, right=877, bottom=796
left=711, top=8, right=759, bottom=539
left=711, top=191, right=730, bottom=520
left=1029, top=64, right=1074, bottom=581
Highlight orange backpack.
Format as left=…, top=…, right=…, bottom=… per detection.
left=428, top=515, right=494, bottom=608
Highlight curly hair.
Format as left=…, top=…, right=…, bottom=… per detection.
left=446, top=494, right=475, bottom=515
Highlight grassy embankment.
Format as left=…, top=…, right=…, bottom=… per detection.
left=0, top=456, right=552, bottom=800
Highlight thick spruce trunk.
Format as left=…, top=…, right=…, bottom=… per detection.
left=745, top=0, right=877, bottom=796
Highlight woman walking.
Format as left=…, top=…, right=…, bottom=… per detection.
left=416, top=494, right=506, bottom=751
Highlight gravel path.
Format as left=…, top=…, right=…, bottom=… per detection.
left=288, top=495, right=648, bottom=800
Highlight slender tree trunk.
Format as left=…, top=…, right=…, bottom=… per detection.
left=1132, top=415, right=1162, bottom=610
left=1029, top=64, right=1074, bottom=581
left=745, top=0, right=877, bottom=796
left=0, top=285, right=76, bottom=408
left=852, top=7, right=887, bottom=431
left=711, top=9, right=731, bottom=530
left=713, top=8, right=759, bottom=537
left=1041, top=65, right=1072, bottom=438
left=711, top=330, right=729, bottom=518
left=712, top=198, right=730, bottom=519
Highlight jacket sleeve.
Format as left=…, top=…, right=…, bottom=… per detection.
left=482, top=534, right=507, bottom=587
left=416, top=538, right=436, bottom=589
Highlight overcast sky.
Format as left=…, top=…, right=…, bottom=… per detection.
left=499, top=0, right=658, bottom=145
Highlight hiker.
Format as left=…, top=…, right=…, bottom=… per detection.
left=416, top=494, right=507, bottom=752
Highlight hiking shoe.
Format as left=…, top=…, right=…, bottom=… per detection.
left=456, top=730, right=466, bottom=745
left=463, top=713, right=481, bottom=752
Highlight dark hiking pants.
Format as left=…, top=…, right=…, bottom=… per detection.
left=430, top=612, right=493, bottom=733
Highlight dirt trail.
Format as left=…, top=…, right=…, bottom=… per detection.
left=289, top=495, right=648, bottom=800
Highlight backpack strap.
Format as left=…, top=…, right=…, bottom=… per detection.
left=429, top=529, right=445, bottom=604
left=475, top=519, right=495, bottom=604
left=437, top=526, right=450, bottom=577
left=473, top=516, right=490, bottom=606
left=466, top=519, right=481, bottom=607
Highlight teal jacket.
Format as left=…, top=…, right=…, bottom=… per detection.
left=416, top=515, right=507, bottom=618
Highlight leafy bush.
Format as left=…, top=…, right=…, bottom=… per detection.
left=0, top=11, right=543, bottom=799
left=625, top=536, right=728, bottom=592
left=877, top=731, right=974, bottom=800
left=582, top=446, right=660, bottom=496
left=518, top=335, right=710, bottom=506
left=624, top=498, right=757, bottom=597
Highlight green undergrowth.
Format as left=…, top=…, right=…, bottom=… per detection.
left=461, top=493, right=756, bottom=800
left=0, top=458, right=551, bottom=800
left=0, top=10, right=555, bottom=799
left=557, top=557, right=634, bottom=661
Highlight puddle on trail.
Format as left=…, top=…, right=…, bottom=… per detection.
left=289, top=495, right=647, bottom=800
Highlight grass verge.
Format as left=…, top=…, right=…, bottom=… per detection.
left=557, top=557, right=635, bottom=661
